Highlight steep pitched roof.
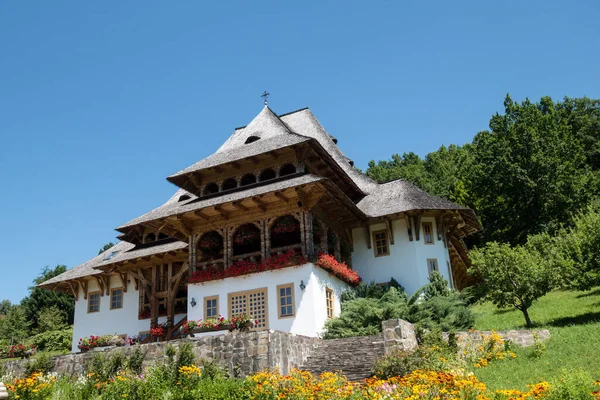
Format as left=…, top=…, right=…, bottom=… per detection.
left=167, top=107, right=378, bottom=195
left=38, top=241, right=135, bottom=287
left=356, top=179, right=469, bottom=217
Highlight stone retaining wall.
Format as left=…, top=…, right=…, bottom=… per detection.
left=382, top=319, right=551, bottom=354
left=1, top=330, right=320, bottom=378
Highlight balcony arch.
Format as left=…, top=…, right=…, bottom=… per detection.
left=240, top=173, right=257, bottom=187
left=197, top=231, right=224, bottom=270
left=270, top=215, right=301, bottom=251
left=259, top=168, right=276, bottom=182
left=232, top=223, right=262, bottom=259
left=279, top=163, right=296, bottom=177
left=222, top=178, right=238, bottom=191
left=203, top=183, right=219, bottom=196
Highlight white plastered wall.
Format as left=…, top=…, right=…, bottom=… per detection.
left=187, top=263, right=348, bottom=338
left=71, top=275, right=185, bottom=353
left=351, top=217, right=453, bottom=295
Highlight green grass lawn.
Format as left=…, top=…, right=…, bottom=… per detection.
left=470, top=288, right=600, bottom=391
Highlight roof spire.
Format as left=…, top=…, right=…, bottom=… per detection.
left=261, top=90, right=270, bottom=106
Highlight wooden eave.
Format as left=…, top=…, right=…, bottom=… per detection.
left=118, top=180, right=330, bottom=242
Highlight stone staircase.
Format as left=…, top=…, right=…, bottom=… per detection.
left=300, top=334, right=385, bottom=381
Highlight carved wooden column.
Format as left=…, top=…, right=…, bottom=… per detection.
left=225, top=226, right=233, bottom=268
left=303, top=211, right=315, bottom=258
left=166, top=262, right=174, bottom=339
left=189, top=235, right=197, bottom=274
left=299, top=212, right=306, bottom=256
left=150, top=265, right=159, bottom=342
left=320, top=225, right=328, bottom=254
left=333, top=232, right=341, bottom=260
left=260, top=219, right=267, bottom=260
left=264, top=218, right=272, bottom=258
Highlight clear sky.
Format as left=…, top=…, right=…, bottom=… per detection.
left=1, top=1, right=598, bottom=303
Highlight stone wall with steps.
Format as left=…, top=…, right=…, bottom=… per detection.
left=300, top=335, right=385, bottom=381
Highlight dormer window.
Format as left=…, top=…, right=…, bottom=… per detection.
left=245, top=136, right=260, bottom=144
left=178, top=194, right=191, bottom=202
left=145, top=233, right=156, bottom=243
left=158, top=232, right=169, bottom=240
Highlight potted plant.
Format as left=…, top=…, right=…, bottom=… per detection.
left=150, top=323, right=168, bottom=340
left=229, top=314, right=255, bottom=332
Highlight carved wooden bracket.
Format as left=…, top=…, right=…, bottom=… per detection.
left=406, top=216, right=413, bottom=241
left=385, top=218, right=395, bottom=245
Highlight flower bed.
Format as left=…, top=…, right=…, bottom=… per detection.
left=0, top=343, right=36, bottom=359
left=77, top=334, right=136, bottom=352
left=189, top=250, right=308, bottom=284
left=316, top=253, right=361, bottom=286
left=188, top=250, right=361, bottom=286
left=183, top=314, right=255, bottom=334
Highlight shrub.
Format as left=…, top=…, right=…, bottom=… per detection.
left=125, top=345, right=147, bottom=374
left=31, top=328, right=72, bottom=352
left=323, top=287, right=409, bottom=339
left=24, top=353, right=55, bottom=376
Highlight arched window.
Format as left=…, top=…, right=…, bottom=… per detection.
left=279, top=164, right=296, bottom=177
left=222, top=178, right=237, bottom=191
left=197, top=231, right=224, bottom=261
left=245, top=136, right=260, bottom=144
left=232, top=224, right=261, bottom=256
left=178, top=194, right=191, bottom=202
left=158, top=232, right=169, bottom=240
left=240, top=173, right=257, bottom=186
left=270, top=215, right=301, bottom=250
left=145, top=233, right=156, bottom=243
left=203, top=183, right=219, bottom=196
left=259, top=168, right=276, bottom=182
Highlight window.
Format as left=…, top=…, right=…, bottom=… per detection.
left=88, top=291, right=101, bottom=313
left=423, top=222, right=434, bottom=244
left=203, top=183, right=219, bottom=196
left=427, top=259, right=439, bottom=274
left=222, top=178, right=237, bottom=191
left=259, top=168, right=276, bottom=182
left=204, top=296, right=219, bottom=320
left=240, top=173, right=257, bottom=186
left=277, top=284, right=295, bottom=318
left=228, top=288, right=268, bottom=330
left=372, top=229, right=390, bottom=257
left=110, top=288, right=123, bottom=310
left=279, top=163, right=296, bottom=177
left=245, top=136, right=260, bottom=144
left=326, top=288, right=334, bottom=319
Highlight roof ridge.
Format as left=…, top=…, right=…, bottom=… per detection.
left=277, top=107, right=309, bottom=118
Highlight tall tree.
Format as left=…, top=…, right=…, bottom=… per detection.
left=470, top=95, right=596, bottom=244
left=0, top=300, right=12, bottom=315
left=21, top=265, right=75, bottom=330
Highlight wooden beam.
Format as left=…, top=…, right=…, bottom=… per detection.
left=231, top=201, right=249, bottom=212
left=267, top=151, right=279, bottom=160
left=295, top=187, right=307, bottom=209
left=118, top=272, right=128, bottom=292
left=94, top=276, right=105, bottom=296
left=251, top=196, right=267, bottom=211
left=274, top=191, right=290, bottom=203
left=213, top=166, right=224, bottom=173
left=231, top=161, right=241, bottom=169
left=67, top=281, right=79, bottom=301
left=78, top=280, right=88, bottom=300
left=194, top=210, right=209, bottom=220
left=413, top=212, right=422, bottom=241
left=406, top=215, right=413, bottom=241
left=248, top=156, right=259, bottom=165
left=213, top=205, right=230, bottom=220
left=188, top=174, right=202, bottom=190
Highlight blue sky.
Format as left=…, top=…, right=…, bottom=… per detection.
left=1, top=1, right=598, bottom=303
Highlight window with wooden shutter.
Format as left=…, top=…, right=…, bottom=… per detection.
left=326, top=288, right=334, bottom=319
left=372, top=229, right=390, bottom=257
left=228, top=288, right=269, bottom=330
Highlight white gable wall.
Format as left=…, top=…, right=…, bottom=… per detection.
left=351, top=217, right=452, bottom=295
left=71, top=275, right=184, bottom=353
left=187, top=263, right=348, bottom=338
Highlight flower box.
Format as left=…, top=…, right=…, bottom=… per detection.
left=190, top=325, right=230, bottom=334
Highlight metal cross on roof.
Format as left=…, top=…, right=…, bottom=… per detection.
left=261, top=90, right=270, bottom=105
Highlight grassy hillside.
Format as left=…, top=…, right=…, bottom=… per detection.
left=471, top=289, right=600, bottom=390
